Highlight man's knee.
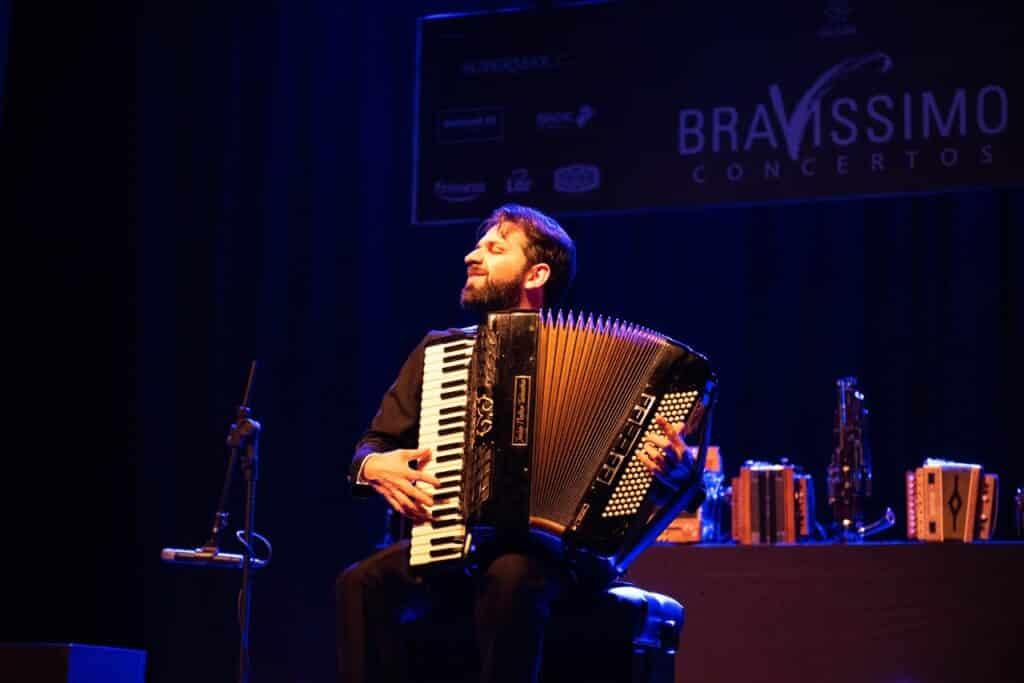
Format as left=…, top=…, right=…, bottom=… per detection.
left=336, top=560, right=366, bottom=604
left=336, top=543, right=403, bottom=602
left=480, top=553, right=561, bottom=609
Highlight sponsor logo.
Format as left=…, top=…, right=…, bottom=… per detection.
left=505, top=168, right=533, bottom=194
left=436, top=108, right=504, bottom=144
left=819, top=0, right=857, bottom=39
left=434, top=180, right=486, bottom=203
left=536, top=104, right=596, bottom=130
left=677, top=52, right=1009, bottom=184
left=553, top=164, right=601, bottom=193
left=461, top=54, right=568, bottom=77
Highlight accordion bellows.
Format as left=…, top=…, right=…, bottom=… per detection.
left=531, top=310, right=700, bottom=529
left=411, top=309, right=717, bottom=574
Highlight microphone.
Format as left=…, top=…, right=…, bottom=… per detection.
left=161, top=547, right=267, bottom=570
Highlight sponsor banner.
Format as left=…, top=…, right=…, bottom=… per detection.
left=413, top=1, right=1023, bottom=223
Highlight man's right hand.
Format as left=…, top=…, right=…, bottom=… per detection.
left=361, top=448, right=441, bottom=523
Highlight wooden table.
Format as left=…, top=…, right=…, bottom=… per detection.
left=625, top=541, right=1024, bottom=683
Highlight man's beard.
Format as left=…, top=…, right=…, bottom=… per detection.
left=459, top=274, right=523, bottom=314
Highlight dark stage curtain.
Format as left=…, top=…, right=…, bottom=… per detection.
left=0, top=2, right=1019, bottom=683
left=0, top=0, right=10, bottom=120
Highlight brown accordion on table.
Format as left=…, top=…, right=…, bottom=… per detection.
left=730, top=462, right=815, bottom=544
left=411, top=310, right=717, bottom=575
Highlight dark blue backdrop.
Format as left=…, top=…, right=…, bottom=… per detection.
left=0, top=2, right=1020, bottom=682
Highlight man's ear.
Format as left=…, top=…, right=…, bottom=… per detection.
left=523, top=262, right=551, bottom=291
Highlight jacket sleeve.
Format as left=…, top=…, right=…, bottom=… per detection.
left=347, top=334, right=431, bottom=497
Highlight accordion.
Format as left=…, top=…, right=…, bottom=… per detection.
left=730, top=461, right=815, bottom=544
left=411, top=310, right=717, bottom=574
left=906, top=459, right=999, bottom=542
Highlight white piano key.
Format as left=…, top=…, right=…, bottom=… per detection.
left=425, top=456, right=463, bottom=468
left=410, top=541, right=465, bottom=555
left=418, top=430, right=465, bottom=441
left=420, top=396, right=469, bottom=411
left=410, top=550, right=464, bottom=565
left=409, top=520, right=466, bottom=536
left=422, top=364, right=471, bottom=380
left=410, top=543, right=464, bottom=558
left=411, top=525, right=464, bottom=539
left=425, top=448, right=464, bottom=458
left=411, top=524, right=466, bottom=539
left=425, top=354, right=471, bottom=364
left=422, top=372, right=471, bottom=385
left=410, top=545, right=465, bottom=560
left=425, top=338, right=474, bottom=351
left=431, top=356, right=471, bottom=365
left=410, top=526, right=466, bottom=541
left=419, top=398, right=468, bottom=412
left=421, top=374, right=469, bottom=390
left=418, top=416, right=467, bottom=431
left=422, top=466, right=464, bottom=478
left=416, top=484, right=461, bottom=497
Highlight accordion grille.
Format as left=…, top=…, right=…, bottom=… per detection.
left=531, top=310, right=664, bottom=527
left=603, top=390, right=700, bottom=518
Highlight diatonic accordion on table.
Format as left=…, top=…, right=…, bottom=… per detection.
left=411, top=310, right=718, bottom=574
left=730, top=462, right=816, bottom=545
left=906, top=459, right=999, bottom=542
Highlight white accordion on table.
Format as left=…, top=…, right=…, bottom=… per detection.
left=411, top=310, right=718, bottom=575
left=906, top=458, right=999, bottom=542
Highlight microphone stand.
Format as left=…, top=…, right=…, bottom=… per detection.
left=225, top=361, right=261, bottom=683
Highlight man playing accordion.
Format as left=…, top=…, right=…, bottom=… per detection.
left=335, top=204, right=701, bottom=683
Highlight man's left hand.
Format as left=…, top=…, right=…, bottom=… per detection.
left=635, top=415, right=698, bottom=489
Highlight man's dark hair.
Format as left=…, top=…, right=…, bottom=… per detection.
left=477, top=204, right=577, bottom=306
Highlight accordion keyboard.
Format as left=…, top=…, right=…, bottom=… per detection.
left=409, top=336, right=475, bottom=568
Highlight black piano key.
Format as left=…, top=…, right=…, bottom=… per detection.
left=438, top=425, right=464, bottom=436
left=427, top=518, right=461, bottom=529
left=439, top=406, right=464, bottom=415
left=439, top=416, right=463, bottom=427
left=441, top=378, right=467, bottom=389
left=435, top=469, right=461, bottom=479
left=433, top=490, right=460, bottom=501
left=435, top=441, right=462, bottom=452
left=429, top=548, right=463, bottom=558
left=440, top=389, right=467, bottom=401
left=435, top=452, right=462, bottom=464
left=442, top=363, right=471, bottom=374
left=430, top=535, right=464, bottom=546
left=442, top=352, right=471, bottom=364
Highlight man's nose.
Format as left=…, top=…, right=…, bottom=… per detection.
left=465, top=248, right=481, bottom=264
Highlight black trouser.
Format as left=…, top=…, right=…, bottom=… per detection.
left=335, top=538, right=571, bottom=683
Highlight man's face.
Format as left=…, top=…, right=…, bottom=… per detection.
left=460, top=222, right=532, bottom=313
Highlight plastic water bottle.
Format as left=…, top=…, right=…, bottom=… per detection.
left=700, top=447, right=724, bottom=542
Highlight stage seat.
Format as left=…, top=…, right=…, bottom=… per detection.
left=404, top=581, right=685, bottom=683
